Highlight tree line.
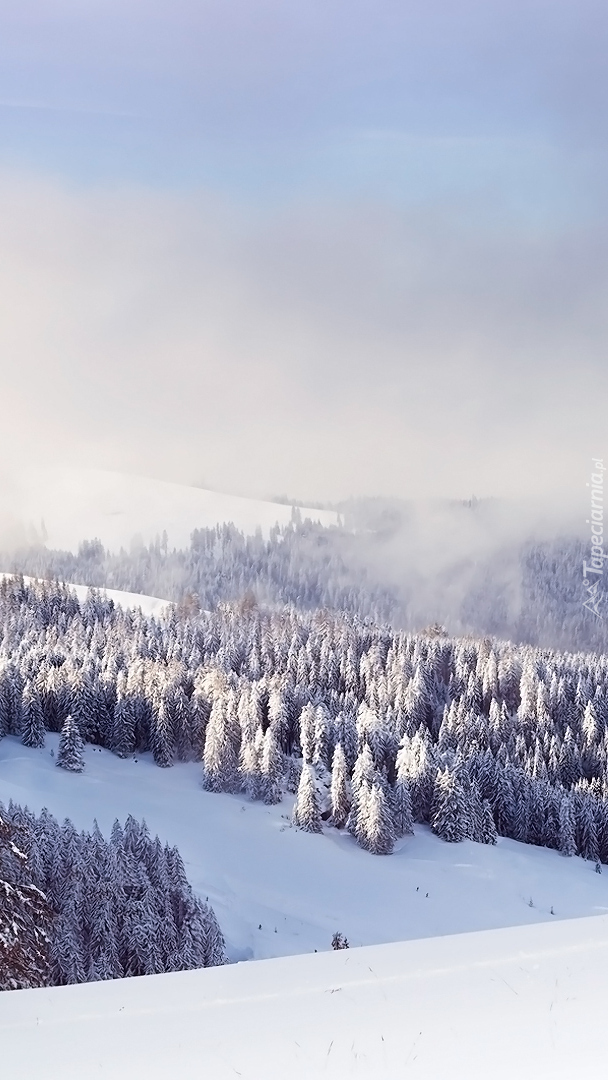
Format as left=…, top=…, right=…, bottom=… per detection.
left=1, top=575, right=608, bottom=860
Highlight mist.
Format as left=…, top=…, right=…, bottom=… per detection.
left=0, top=1, right=606, bottom=519
left=0, top=169, right=604, bottom=513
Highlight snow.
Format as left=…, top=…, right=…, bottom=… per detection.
left=1, top=734, right=607, bottom=965
left=0, top=466, right=339, bottom=552
left=2, top=912, right=608, bottom=1078
left=0, top=573, right=170, bottom=618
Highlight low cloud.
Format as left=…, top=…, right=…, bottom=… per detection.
left=0, top=169, right=604, bottom=512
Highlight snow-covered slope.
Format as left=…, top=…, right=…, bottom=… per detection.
left=0, top=467, right=338, bottom=553
left=0, top=573, right=170, bottom=618
left=3, top=913, right=608, bottom=1079
left=1, top=734, right=607, bottom=963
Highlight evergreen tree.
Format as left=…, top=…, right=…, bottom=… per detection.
left=481, top=799, right=498, bottom=845
left=558, top=793, right=576, bottom=857
left=21, top=681, right=46, bottom=749
left=56, top=715, right=85, bottom=773
left=431, top=768, right=467, bottom=842
left=392, top=766, right=415, bottom=838
left=292, top=763, right=322, bottom=833
left=363, top=783, right=395, bottom=855
left=329, top=743, right=351, bottom=829
left=0, top=812, right=53, bottom=991
left=202, top=698, right=238, bottom=792
left=261, top=727, right=284, bottom=805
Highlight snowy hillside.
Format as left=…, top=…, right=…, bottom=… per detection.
left=3, top=913, right=608, bottom=1079
left=1, top=734, right=607, bottom=963
left=0, top=467, right=338, bottom=552
left=0, top=573, right=170, bottom=618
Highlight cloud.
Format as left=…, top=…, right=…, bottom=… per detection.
left=0, top=168, right=604, bottom=510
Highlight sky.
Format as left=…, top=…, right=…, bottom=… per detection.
left=0, top=0, right=606, bottom=505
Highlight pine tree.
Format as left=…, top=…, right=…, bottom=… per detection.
left=480, top=799, right=498, bottom=845
left=202, top=697, right=238, bottom=793
left=347, top=743, right=375, bottom=844
left=261, top=727, right=284, bottom=805
left=392, top=766, right=414, bottom=838
left=21, top=681, right=46, bottom=749
left=577, top=796, right=599, bottom=862
left=56, top=715, right=85, bottom=773
left=292, top=763, right=322, bottom=833
left=558, top=793, right=576, bottom=857
left=0, top=813, right=53, bottom=990
left=363, top=783, right=395, bottom=855
left=431, top=768, right=467, bottom=842
left=239, top=736, right=262, bottom=800
left=330, top=743, right=351, bottom=829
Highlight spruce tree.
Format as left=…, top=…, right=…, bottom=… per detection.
left=558, top=793, right=576, bottom=857
left=56, top=715, right=85, bottom=773
left=330, top=743, right=352, bottom=829
left=392, top=765, right=415, bottom=838
left=431, top=768, right=467, bottom=842
left=21, top=681, right=46, bottom=749
left=481, top=799, right=498, bottom=845
left=261, top=727, right=284, bottom=805
left=364, top=783, right=395, bottom=855
left=202, top=698, right=238, bottom=793
left=292, top=763, right=322, bottom=833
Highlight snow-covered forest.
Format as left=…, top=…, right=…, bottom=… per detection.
left=3, top=517, right=606, bottom=653
left=0, top=799, right=225, bottom=991
left=1, top=575, right=608, bottom=866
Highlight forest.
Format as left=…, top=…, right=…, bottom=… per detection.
left=0, top=575, right=607, bottom=868
left=0, top=800, right=225, bottom=991
left=4, top=514, right=606, bottom=653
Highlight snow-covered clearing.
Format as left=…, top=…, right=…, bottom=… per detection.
left=2, top=912, right=608, bottom=1079
left=0, top=466, right=338, bottom=552
left=1, top=734, right=607, bottom=964
left=0, top=573, right=170, bottom=618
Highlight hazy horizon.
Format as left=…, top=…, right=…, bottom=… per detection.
left=0, top=2, right=606, bottom=506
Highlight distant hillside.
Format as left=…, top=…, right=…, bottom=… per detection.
left=0, top=467, right=339, bottom=553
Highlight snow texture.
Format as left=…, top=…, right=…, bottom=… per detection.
left=2, top=913, right=608, bottom=1078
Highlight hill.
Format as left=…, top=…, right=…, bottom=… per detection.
left=2, top=913, right=608, bottom=1078
left=0, top=467, right=338, bottom=553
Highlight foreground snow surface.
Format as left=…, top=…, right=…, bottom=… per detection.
left=1, top=466, right=338, bottom=551
left=3, top=914, right=608, bottom=1078
left=1, top=735, right=608, bottom=964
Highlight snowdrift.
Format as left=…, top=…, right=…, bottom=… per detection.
left=2, top=914, right=608, bottom=1078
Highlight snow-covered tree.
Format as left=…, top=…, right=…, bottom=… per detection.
left=330, top=743, right=351, bottom=829
left=363, top=783, right=395, bottom=855
left=431, top=768, right=467, bottom=843
left=56, top=714, right=85, bottom=773
left=292, top=763, right=322, bottom=833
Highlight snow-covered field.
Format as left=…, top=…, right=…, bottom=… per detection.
left=1, top=734, right=607, bottom=964
left=0, top=466, right=338, bottom=552
left=2, top=912, right=608, bottom=1079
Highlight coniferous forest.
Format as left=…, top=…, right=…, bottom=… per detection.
left=1, top=574, right=607, bottom=874
left=5, top=516, right=607, bottom=654
left=0, top=802, right=226, bottom=991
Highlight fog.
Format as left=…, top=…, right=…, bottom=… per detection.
left=0, top=1, right=606, bottom=516
left=0, top=170, right=604, bottom=513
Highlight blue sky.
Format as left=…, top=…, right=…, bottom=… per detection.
left=0, top=1, right=606, bottom=503
left=1, top=0, right=605, bottom=210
